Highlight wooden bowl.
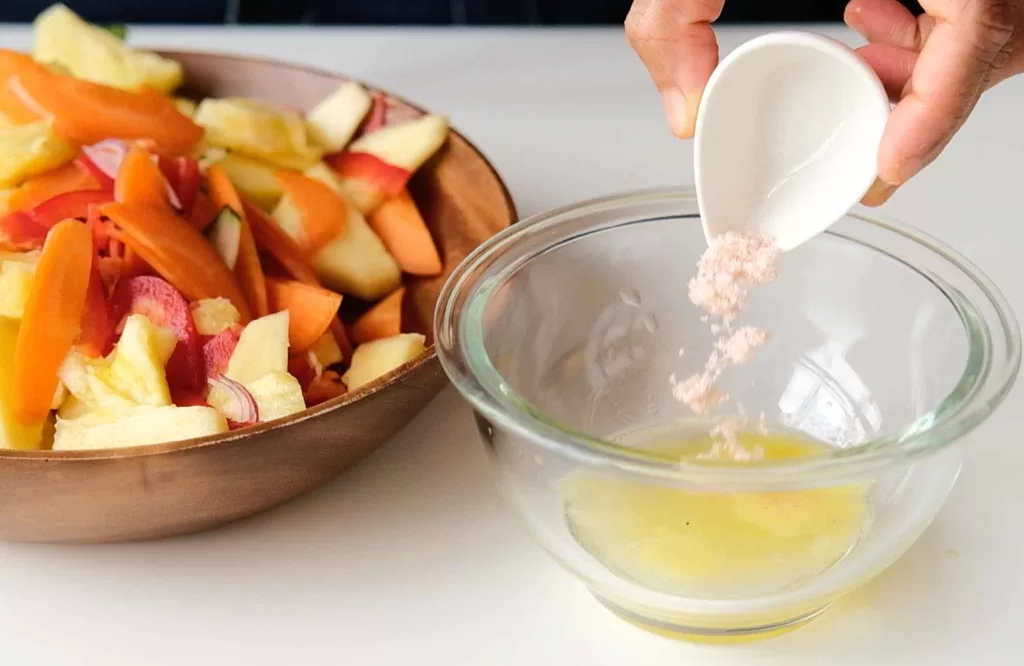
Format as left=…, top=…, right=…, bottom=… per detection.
left=0, top=52, right=516, bottom=543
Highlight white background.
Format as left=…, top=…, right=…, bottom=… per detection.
left=0, top=23, right=1021, bottom=665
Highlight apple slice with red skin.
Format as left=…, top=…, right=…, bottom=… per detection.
left=202, top=325, right=242, bottom=380
left=110, top=276, right=205, bottom=391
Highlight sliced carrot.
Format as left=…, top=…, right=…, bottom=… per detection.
left=367, top=190, right=442, bottom=276
left=305, top=370, right=347, bottom=406
left=266, top=277, right=343, bottom=351
left=329, top=318, right=354, bottom=364
left=351, top=287, right=405, bottom=344
left=103, top=202, right=252, bottom=322
left=242, top=197, right=319, bottom=285
left=274, top=171, right=348, bottom=252
left=207, top=165, right=244, bottom=216
left=0, top=51, right=202, bottom=154
left=119, top=246, right=151, bottom=281
left=208, top=166, right=269, bottom=317
left=12, top=220, right=92, bottom=424
left=8, top=162, right=101, bottom=214
left=115, top=145, right=168, bottom=208
left=188, top=191, right=219, bottom=232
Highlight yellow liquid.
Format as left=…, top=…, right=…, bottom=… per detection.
left=563, top=429, right=869, bottom=601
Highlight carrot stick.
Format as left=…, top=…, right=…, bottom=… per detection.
left=103, top=202, right=252, bottom=322
left=367, top=189, right=442, bottom=276
left=351, top=287, right=405, bottom=344
left=12, top=220, right=92, bottom=424
left=305, top=370, right=347, bottom=406
left=266, top=277, right=343, bottom=351
left=8, top=162, right=101, bottom=214
left=115, top=145, right=168, bottom=208
left=0, top=51, right=202, bottom=154
left=208, top=166, right=268, bottom=317
left=242, top=198, right=319, bottom=285
left=275, top=171, right=348, bottom=252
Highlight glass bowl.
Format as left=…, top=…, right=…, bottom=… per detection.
left=434, top=188, right=1020, bottom=641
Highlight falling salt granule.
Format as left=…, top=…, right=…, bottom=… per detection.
left=671, top=232, right=779, bottom=415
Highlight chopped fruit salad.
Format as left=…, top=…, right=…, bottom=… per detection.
left=0, top=5, right=447, bottom=451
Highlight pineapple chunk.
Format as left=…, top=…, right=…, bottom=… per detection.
left=342, top=333, right=426, bottom=390
left=0, top=318, right=44, bottom=449
left=191, top=298, right=241, bottom=336
left=174, top=98, right=197, bottom=118
left=272, top=165, right=400, bottom=300
left=59, top=352, right=135, bottom=412
left=225, top=311, right=290, bottom=385
left=104, top=314, right=177, bottom=406
left=53, top=405, right=228, bottom=451
left=59, top=315, right=176, bottom=410
left=57, top=394, right=91, bottom=421
left=306, top=81, right=372, bottom=151
left=0, top=261, right=36, bottom=319
left=33, top=4, right=184, bottom=93
left=309, top=331, right=343, bottom=367
left=194, top=98, right=323, bottom=170
left=246, top=371, right=307, bottom=422
left=0, top=112, right=14, bottom=130
left=217, top=153, right=287, bottom=210
left=0, top=123, right=76, bottom=188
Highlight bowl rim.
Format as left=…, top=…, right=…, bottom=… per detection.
left=0, top=48, right=517, bottom=461
left=435, top=187, right=1022, bottom=486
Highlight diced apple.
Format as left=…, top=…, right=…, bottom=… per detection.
left=59, top=352, right=136, bottom=412
left=33, top=4, right=184, bottom=93
left=306, top=81, right=372, bottom=152
left=347, top=115, right=448, bottom=170
left=207, top=207, right=243, bottom=270
left=104, top=314, right=178, bottom=406
left=50, top=380, right=66, bottom=410
left=342, top=333, right=426, bottom=390
left=311, top=215, right=401, bottom=301
left=332, top=115, right=448, bottom=212
left=190, top=298, right=241, bottom=336
left=0, top=260, right=36, bottom=319
left=0, top=318, right=44, bottom=449
left=57, top=394, right=91, bottom=421
left=271, top=170, right=401, bottom=300
left=309, top=331, right=343, bottom=368
left=246, top=371, right=306, bottom=422
left=53, top=405, right=228, bottom=451
left=225, top=311, right=290, bottom=384
left=217, top=153, right=287, bottom=210
left=194, top=98, right=323, bottom=170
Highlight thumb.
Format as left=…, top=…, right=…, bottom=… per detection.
left=625, top=0, right=725, bottom=138
left=876, top=2, right=1015, bottom=184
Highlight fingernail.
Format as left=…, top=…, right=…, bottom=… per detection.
left=661, top=89, right=696, bottom=138
left=861, top=177, right=897, bottom=207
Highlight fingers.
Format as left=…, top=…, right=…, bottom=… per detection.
left=877, top=6, right=1014, bottom=184
left=625, top=0, right=725, bottom=138
left=856, top=42, right=918, bottom=99
left=845, top=0, right=929, bottom=50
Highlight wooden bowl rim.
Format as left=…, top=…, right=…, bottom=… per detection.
left=1, top=49, right=517, bottom=461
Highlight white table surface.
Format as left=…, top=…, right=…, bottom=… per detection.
left=0, top=22, right=1021, bottom=666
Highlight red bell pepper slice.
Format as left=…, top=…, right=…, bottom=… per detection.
left=30, top=189, right=114, bottom=228
left=157, top=154, right=200, bottom=217
left=0, top=211, right=48, bottom=250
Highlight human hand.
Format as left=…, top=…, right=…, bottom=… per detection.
left=846, top=0, right=1024, bottom=204
left=625, top=0, right=1024, bottom=206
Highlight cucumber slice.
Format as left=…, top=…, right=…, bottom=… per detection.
left=207, top=207, right=243, bottom=270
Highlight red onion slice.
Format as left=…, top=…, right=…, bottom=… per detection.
left=208, top=376, right=259, bottom=427
left=81, top=139, right=130, bottom=183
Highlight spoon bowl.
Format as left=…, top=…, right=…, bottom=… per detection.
left=694, top=31, right=890, bottom=251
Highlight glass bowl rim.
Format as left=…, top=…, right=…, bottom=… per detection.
left=435, top=187, right=1021, bottom=484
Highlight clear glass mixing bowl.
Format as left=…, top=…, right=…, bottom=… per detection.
left=434, top=188, right=1020, bottom=641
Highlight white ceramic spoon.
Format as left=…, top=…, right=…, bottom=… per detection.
left=693, top=31, right=890, bottom=252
